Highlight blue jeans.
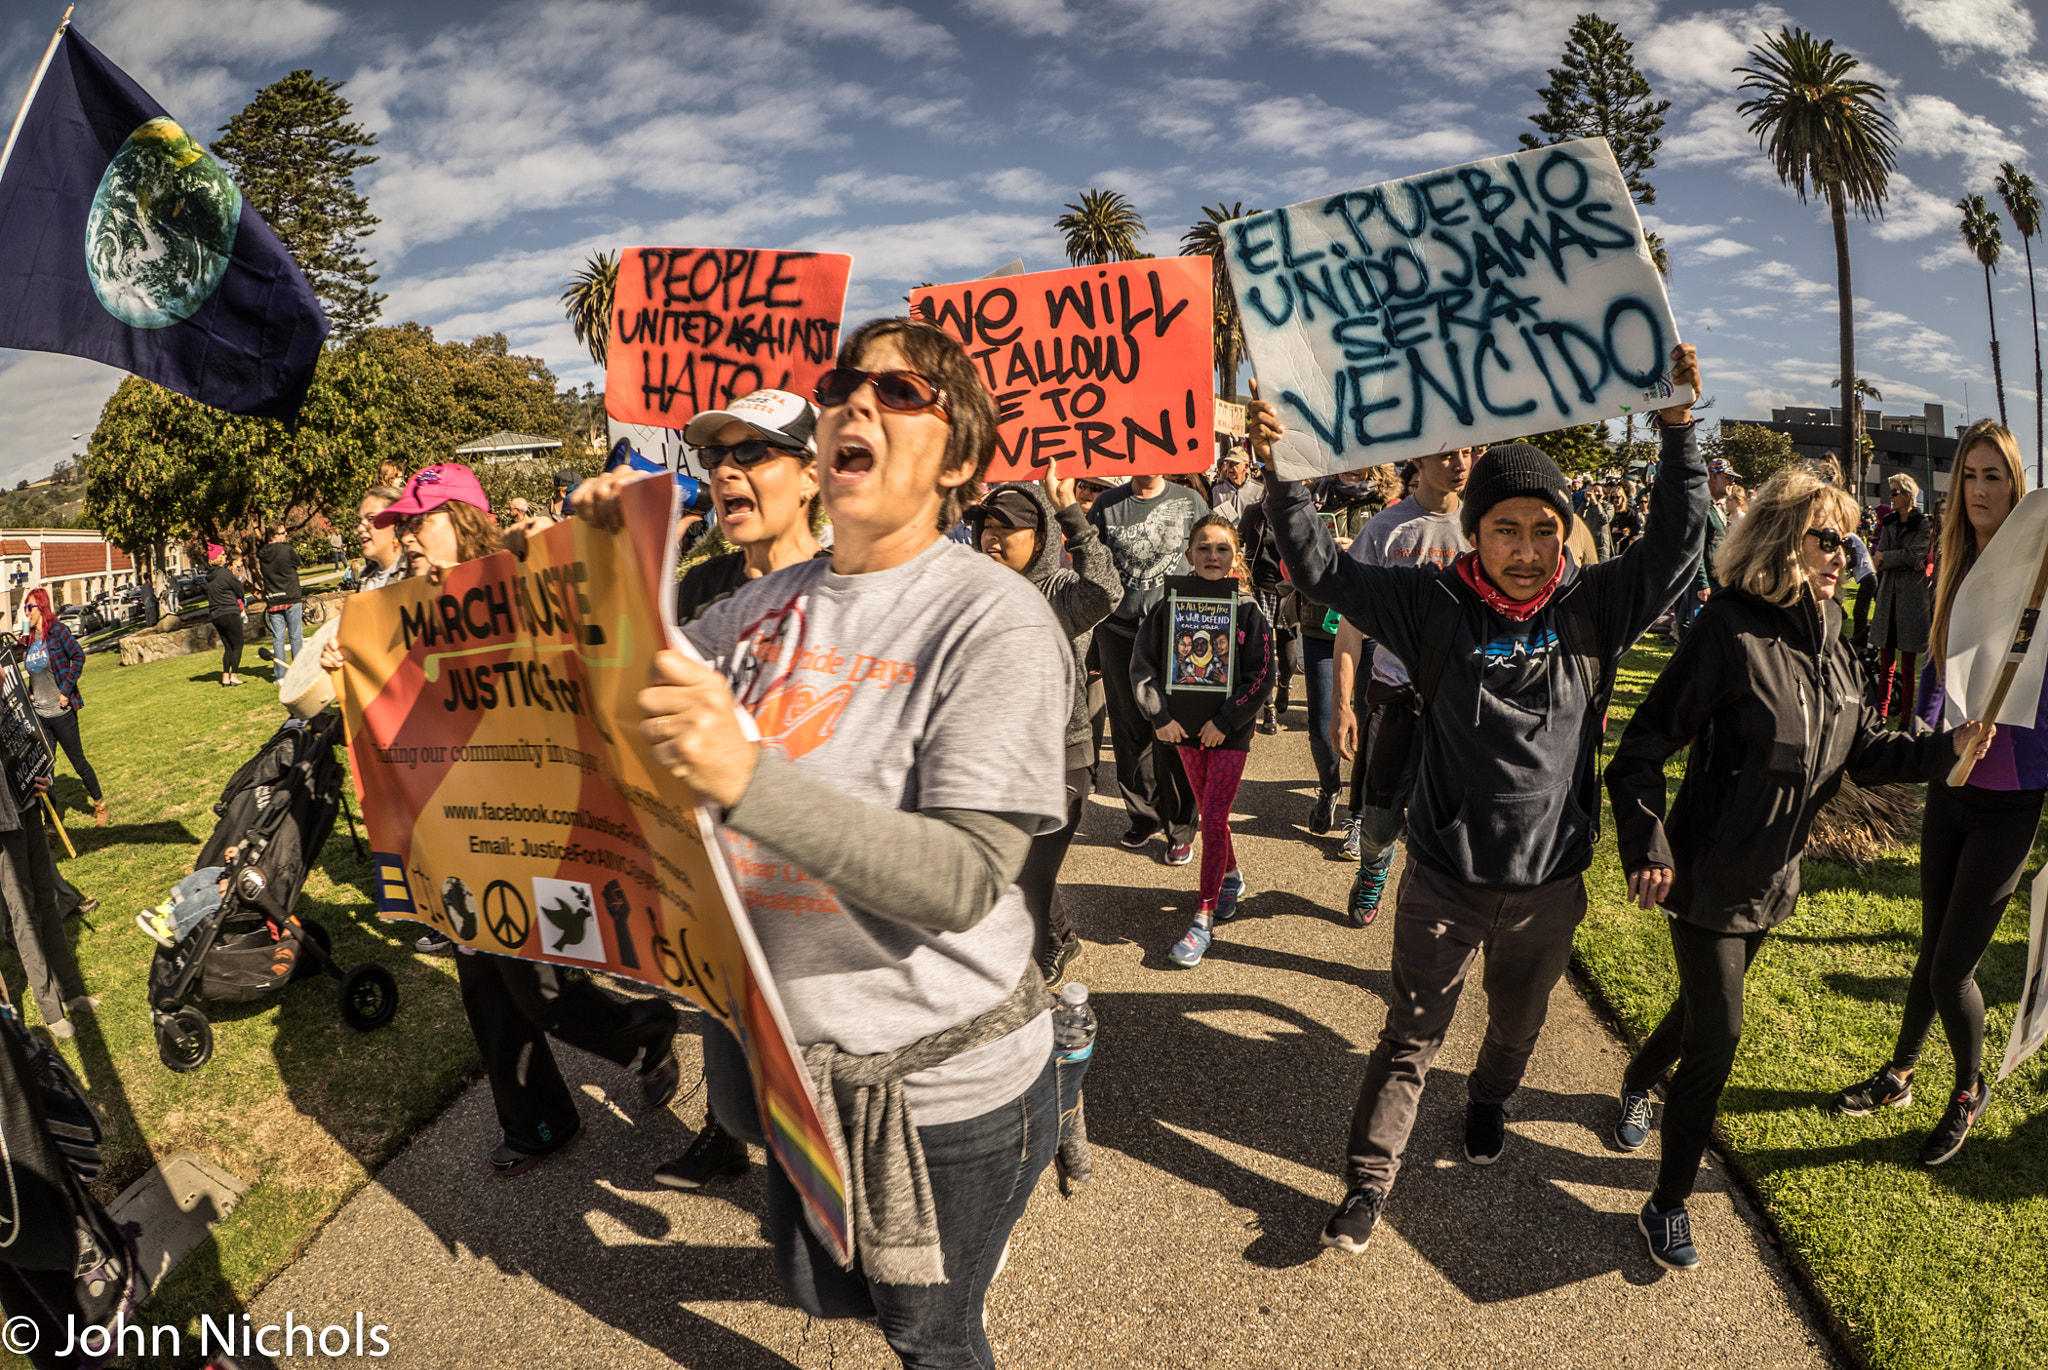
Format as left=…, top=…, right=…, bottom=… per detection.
left=268, top=602, right=303, bottom=680
left=708, top=1024, right=1081, bottom=1370
left=1304, top=635, right=1339, bottom=798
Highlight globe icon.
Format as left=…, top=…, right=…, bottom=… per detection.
left=85, top=117, right=241, bottom=329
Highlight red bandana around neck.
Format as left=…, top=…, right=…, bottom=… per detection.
left=1454, top=550, right=1566, bottom=622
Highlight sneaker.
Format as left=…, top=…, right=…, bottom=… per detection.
left=1118, top=826, right=1156, bottom=851
left=1833, top=1063, right=1913, bottom=1116
left=1309, top=792, right=1336, bottom=835
left=415, top=929, right=455, bottom=955
left=1639, top=1201, right=1700, bottom=1271
left=489, top=1120, right=580, bottom=1177
left=1216, top=869, right=1246, bottom=921
left=1339, top=817, right=1363, bottom=861
left=136, top=910, right=175, bottom=949
left=640, top=1052, right=681, bottom=1110
left=1257, top=704, right=1279, bottom=735
left=1168, top=918, right=1213, bottom=968
left=1163, top=840, right=1194, bottom=866
left=1919, top=1077, right=1990, bottom=1166
left=1320, top=1184, right=1386, bottom=1254
left=1347, top=862, right=1388, bottom=927
left=1464, top=1101, right=1506, bottom=1165
left=654, top=1116, right=750, bottom=1189
left=1039, top=931, right=1082, bottom=987
left=1615, top=1087, right=1655, bottom=1151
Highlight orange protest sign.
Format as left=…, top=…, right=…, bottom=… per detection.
left=604, top=247, right=851, bottom=428
left=335, top=475, right=849, bottom=1263
left=912, top=258, right=1215, bottom=479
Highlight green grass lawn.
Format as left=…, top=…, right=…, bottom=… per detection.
left=1580, top=639, right=2048, bottom=1370
left=0, top=650, right=474, bottom=1366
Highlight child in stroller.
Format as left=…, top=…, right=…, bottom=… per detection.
left=136, top=851, right=237, bottom=949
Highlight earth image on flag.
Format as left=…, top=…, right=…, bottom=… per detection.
left=85, top=117, right=241, bottom=328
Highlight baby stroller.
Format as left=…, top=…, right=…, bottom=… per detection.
left=148, top=713, right=398, bottom=1072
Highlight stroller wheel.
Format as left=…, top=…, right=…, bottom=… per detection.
left=338, top=963, right=398, bottom=1031
left=295, top=918, right=333, bottom=980
left=156, top=1008, right=213, bottom=1072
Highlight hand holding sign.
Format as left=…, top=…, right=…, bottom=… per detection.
left=639, top=649, right=760, bottom=811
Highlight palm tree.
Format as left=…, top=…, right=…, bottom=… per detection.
left=1995, top=163, right=2043, bottom=480
left=1736, top=27, right=1898, bottom=498
left=1055, top=190, right=1146, bottom=267
left=1958, top=194, right=2008, bottom=426
left=1830, top=375, right=1890, bottom=497
left=560, top=250, right=619, bottom=368
left=1180, top=203, right=1260, bottom=399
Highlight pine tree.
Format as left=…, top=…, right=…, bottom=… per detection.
left=1519, top=14, right=1671, bottom=207
left=212, top=70, right=384, bottom=337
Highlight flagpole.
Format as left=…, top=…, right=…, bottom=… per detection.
left=0, top=7, right=73, bottom=188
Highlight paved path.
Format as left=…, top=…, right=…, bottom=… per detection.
left=251, top=709, right=1841, bottom=1368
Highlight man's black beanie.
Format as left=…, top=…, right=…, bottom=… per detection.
left=1459, top=442, right=1575, bottom=539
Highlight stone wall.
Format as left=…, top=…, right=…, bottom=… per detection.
left=119, top=592, right=347, bottom=667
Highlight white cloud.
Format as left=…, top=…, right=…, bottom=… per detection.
left=1875, top=174, right=1963, bottom=243
left=1737, top=260, right=1835, bottom=302
left=816, top=171, right=961, bottom=206
left=961, top=0, right=1078, bottom=38
left=1287, top=0, right=1656, bottom=83
left=0, top=353, right=126, bottom=490
left=1637, top=6, right=1788, bottom=94
left=1893, top=94, right=2027, bottom=187
left=1890, top=0, right=2036, bottom=57
left=1692, top=237, right=1755, bottom=259
left=759, top=0, right=956, bottom=59
left=1645, top=216, right=1735, bottom=244
left=979, top=167, right=1064, bottom=202
left=1234, top=95, right=1487, bottom=167
left=88, top=0, right=348, bottom=128
left=795, top=211, right=1065, bottom=285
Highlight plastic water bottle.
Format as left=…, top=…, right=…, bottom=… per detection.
left=1052, top=982, right=1096, bottom=1064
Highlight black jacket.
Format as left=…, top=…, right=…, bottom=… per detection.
left=1606, top=587, right=1954, bottom=934
left=1263, top=422, right=1709, bottom=889
left=1007, top=482, right=1120, bottom=768
left=1130, top=588, right=1274, bottom=751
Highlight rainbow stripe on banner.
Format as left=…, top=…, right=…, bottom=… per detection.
left=739, top=971, right=849, bottom=1256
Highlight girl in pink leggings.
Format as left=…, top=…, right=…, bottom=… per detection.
left=1131, top=515, right=1275, bottom=967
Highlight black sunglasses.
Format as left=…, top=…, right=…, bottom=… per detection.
left=1805, top=527, right=1845, bottom=554
left=695, top=438, right=805, bottom=470
left=812, top=368, right=950, bottom=416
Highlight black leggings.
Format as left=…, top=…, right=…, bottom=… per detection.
left=213, top=611, right=244, bottom=675
left=1893, top=780, right=2044, bottom=1093
left=38, top=707, right=100, bottom=804
left=1623, top=916, right=1768, bottom=1212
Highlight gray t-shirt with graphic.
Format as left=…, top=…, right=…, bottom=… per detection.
left=685, top=536, right=1069, bottom=1124
left=1348, top=496, right=1470, bottom=688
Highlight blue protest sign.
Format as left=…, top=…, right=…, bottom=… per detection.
left=1224, top=138, right=1687, bottom=479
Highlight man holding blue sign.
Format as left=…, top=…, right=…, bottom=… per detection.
left=1248, top=340, right=1706, bottom=1257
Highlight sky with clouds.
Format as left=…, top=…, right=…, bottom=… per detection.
left=2, top=0, right=2046, bottom=488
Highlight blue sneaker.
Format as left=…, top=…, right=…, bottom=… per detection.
left=1216, top=870, right=1247, bottom=920
left=1615, top=1088, right=1654, bottom=1151
left=1169, top=918, right=1213, bottom=968
left=1347, top=861, right=1388, bottom=927
left=1639, top=1202, right=1700, bottom=1271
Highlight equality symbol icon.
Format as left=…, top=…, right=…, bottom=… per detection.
left=481, top=879, right=531, bottom=950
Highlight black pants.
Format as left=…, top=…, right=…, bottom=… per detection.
left=1851, top=575, right=1874, bottom=645
left=1017, top=764, right=1091, bottom=964
left=1893, top=780, right=2044, bottom=1093
left=455, top=953, right=676, bottom=1153
left=0, top=821, right=83, bottom=1026
left=1097, top=624, right=1195, bottom=844
left=38, top=708, right=99, bottom=804
left=1623, top=916, right=1768, bottom=1211
left=213, top=611, right=244, bottom=675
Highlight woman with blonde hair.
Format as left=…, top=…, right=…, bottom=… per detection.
left=1834, top=420, right=2039, bottom=1165
left=1872, top=471, right=1934, bottom=720
left=1605, top=467, right=1989, bottom=1271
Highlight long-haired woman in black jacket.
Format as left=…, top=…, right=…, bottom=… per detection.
left=1604, top=468, right=1990, bottom=1274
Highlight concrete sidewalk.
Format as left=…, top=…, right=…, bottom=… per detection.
left=249, top=710, right=1841, bottom=1368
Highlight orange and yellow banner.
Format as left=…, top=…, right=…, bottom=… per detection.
left=335, top=475, right=849, bottom=1261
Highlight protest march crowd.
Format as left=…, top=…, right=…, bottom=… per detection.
left=0, top=28, right=2040, bottom=1363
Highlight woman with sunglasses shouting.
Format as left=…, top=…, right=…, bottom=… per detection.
left=639, top=319, right=1076, bottom=1368
left=1834, top=421, right=2040, bottom=1166
left=1605, top=468, right=1990, bottom=1273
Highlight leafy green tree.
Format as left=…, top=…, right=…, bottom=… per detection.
left=1994, top=163, right=2042, bottom=477
left=1519, top=13, right=1670, bottom=276
left=561, top=250, right=618, bottom=368
left=1958, top=194, right=2008, bottom=426
left=1181, top=203, right=1260, bottom=399
left=1708, top=422, right=1799, bottom=487
left=1516, top=422, right=1610, bottom=475
left=1737, top=27, right=1897, bottom=498
left=212, top=70, right=383, bottom=337
left=1056, top=190, right=1146, bottom=266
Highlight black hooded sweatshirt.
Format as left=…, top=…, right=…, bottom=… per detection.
left=1262, top=422, right=1709, bottom=890
left=993, top=481, right=1120, bottom=770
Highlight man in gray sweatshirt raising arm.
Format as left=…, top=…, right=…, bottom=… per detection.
left=1248, top=345, right=1708, bottom=1255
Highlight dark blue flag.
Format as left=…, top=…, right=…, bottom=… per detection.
left=0, top=25, right=328, bottom=417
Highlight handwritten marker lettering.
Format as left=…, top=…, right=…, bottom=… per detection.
left=911, top=257, right=1215, bottom=480
left=605, top=247, right=852, bottom=427
left=1226, top=137, right=1689, bottom=481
